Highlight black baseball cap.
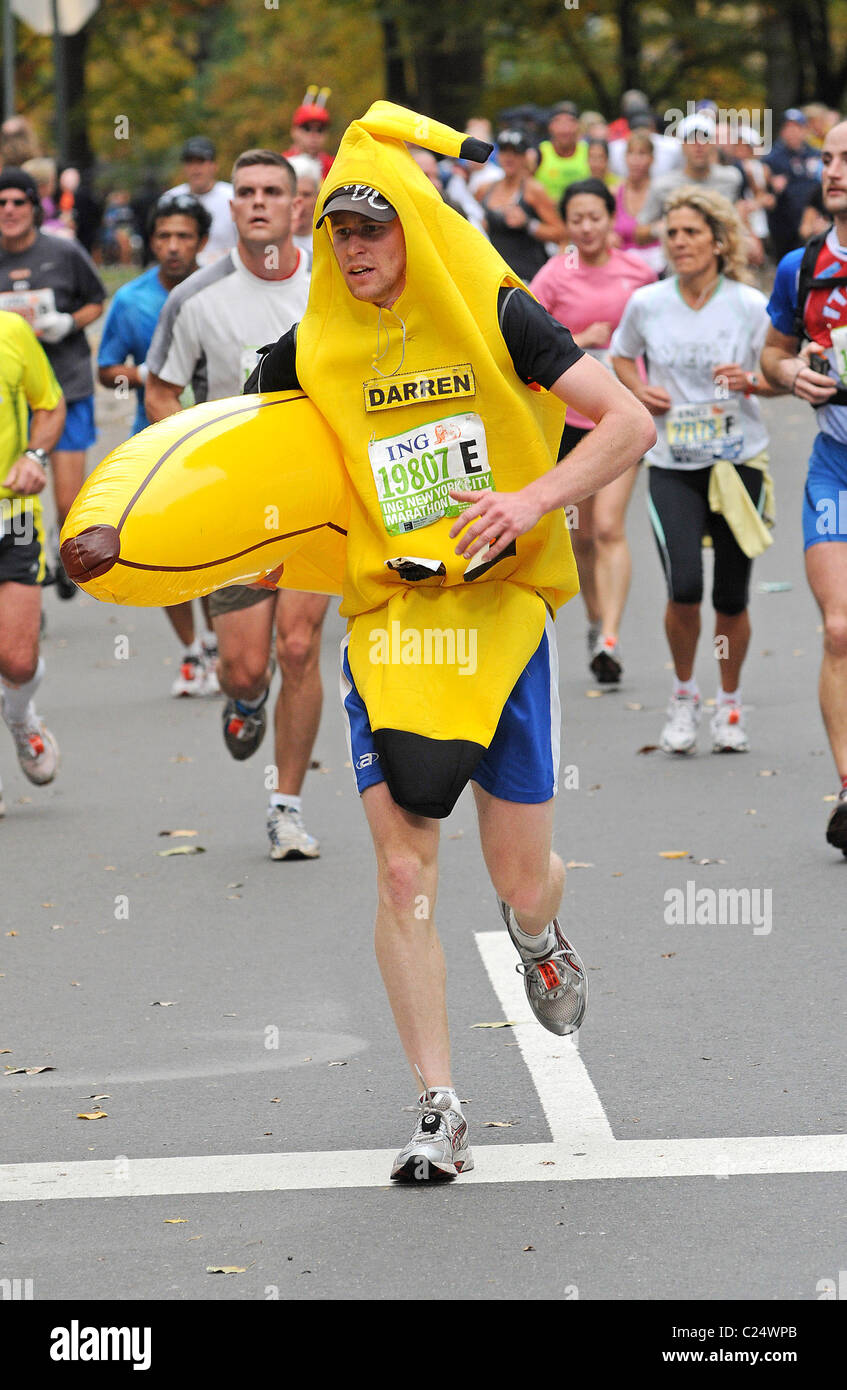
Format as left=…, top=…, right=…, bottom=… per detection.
left=0, top=166, right=40, bottom=205
left=181, top=136, right=216, bottom=161
left=316, top=184, right=397, bottom=228
left=497, top=129, right=529, bottom=153
left=551, top=101, right=580, bottom=119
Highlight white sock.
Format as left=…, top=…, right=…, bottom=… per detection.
left=510, top=912, right=556, bottom=957
left=717, top=687, right=740, bottom=707
left=200, top=629, right=217, bottom=650
left=673, top=677, right=700, bottom=700
left=1, top=656, right=44, bottom=723
left=423, top=1085, right=462, bottom=1113
left=270, top=793, right=301, bottom=812
left=183, top=638, right=201, bottom=657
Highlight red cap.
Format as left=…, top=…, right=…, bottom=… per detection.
left=293, top=104, right=330, bottom=128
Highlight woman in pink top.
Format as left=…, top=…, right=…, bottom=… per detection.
left=612, top=130, right=665, bottom=275
left=530, top=178, right=656, bottom=683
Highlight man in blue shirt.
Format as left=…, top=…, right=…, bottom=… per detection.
left=762, top=109, right=821, bottom=260
left=98, top=192, right=217, bottom=695
left=98, top=191, right=211, bottom=434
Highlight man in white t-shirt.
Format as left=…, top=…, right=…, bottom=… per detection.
left=146, top=150, right=328, bottom=863
left=167, top=137, right=237, bottom=267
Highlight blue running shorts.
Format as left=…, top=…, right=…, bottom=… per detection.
left=339, top=610, right=561, bottom=806
left=56, top=396, right=97, bottom=452
left=804, top=431, right=847, bottom=550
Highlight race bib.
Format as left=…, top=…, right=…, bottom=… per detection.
left=666, top=398, right=744, bottom=464
left=0, top=287, right=56, bottom=326
left=368, top=412, right=492, bottom=536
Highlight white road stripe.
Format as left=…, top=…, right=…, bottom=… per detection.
left=474, top=930, right=614, bottom=1144
left=1, top=1134, right=846, bottom=1201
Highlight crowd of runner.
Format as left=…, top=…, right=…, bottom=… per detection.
left=1, top=88, right=846, bottom=853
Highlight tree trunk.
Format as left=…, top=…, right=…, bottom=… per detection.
left=617, top=0, right=642, bottom=99
left=762, top=0, right=798, bottom=116
left=381, top=15, right=408, bottom=106
left=64, top=26, right=93, bottom=172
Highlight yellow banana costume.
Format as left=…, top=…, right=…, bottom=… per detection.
left=60, top=102, right=579, bottom=816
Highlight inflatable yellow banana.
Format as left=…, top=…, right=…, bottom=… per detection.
left=60, top=391, right=349, bottom=607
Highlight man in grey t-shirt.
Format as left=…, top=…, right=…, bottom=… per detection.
left=640, top=136, right=744, bottom=230
left=0, top=167, right=105, bottom=598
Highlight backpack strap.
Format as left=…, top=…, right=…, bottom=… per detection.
left=792, top=230, right=847, bottom=408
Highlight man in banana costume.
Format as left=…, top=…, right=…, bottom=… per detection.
left=248, top=103, right=655, bottom=1180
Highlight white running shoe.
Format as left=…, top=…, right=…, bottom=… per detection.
left=390, top=1079, right=473, bottom=1182
left=660, top=693, right=701, bottom=755
left=3, top=703, right=59, bottom=784
left=267, top=804, right=320, bottom=860
left=710, top=702, right=749, bottom=753
left=201, top=636, right=220, bottom=695
left=171, top=650, right=217, bottom=697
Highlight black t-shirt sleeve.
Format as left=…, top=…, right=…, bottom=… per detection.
left=498, top=286, right=584, bottom=389
left=243, top=324, right=301, bottom=395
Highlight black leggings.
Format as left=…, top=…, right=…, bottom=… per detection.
left=648, top=464, right=763, bottom=616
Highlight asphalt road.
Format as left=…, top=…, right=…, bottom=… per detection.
left=0, top=378, right=845, bottom=1307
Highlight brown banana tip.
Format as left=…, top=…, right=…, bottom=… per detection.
left=60, top=524, right=121, bottom=582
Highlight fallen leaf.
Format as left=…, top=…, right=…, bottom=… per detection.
left=188, top=1236, right=203, bottom=1241
left=823, top=794, right=837, bottom=803
left=270, top=1097, right=281, bottom=1103
left=745, top=809, right=757, bottom=815
left=309, top=759, right=322, bottom=770
left=150, top=1001, right=177, bottom=1007
left=328, top=1060, right=347, bottom=1066
left=5, top=931, right=17, bottom=937
left=585, top=689, right=603, bottom=698
left=636, top=744, right=659, bottom=755
left=226, top=894, right=241, bottom=900
left=158, top=829, right=198, bottom=838
left=625, top=702, right=643, bottom=711
left=0, top=1049, right=10, bottom=1054
left=483, top=1120, right=520, bottom=1127
left=611, top=872, right=623, bottom=877
left=566, top=861, right=594, bottom=869
left=539, top=1160, right=556, bottom=1166
left=77, top=1110, right=108, bottom=1119
left=51, top=924, right=64, bottom=931
left=5, top=1065, right=54, bottom=1075
left=103, top=866, right=116, bottom=871
left=87, top=1094, right=109, bottom=1100
left=170, top=754, right=193, bottom=763
left=660, top=953, right=676, bottom=959
left=158, top=845, right=205, bottom=857
left=448, top=830, right=464, bottom=839
left=470, top=1021, right=518, bottom=1030
left=757, top=769, right=778, bottom=777
left=523, top=1245, right=535, bottom=1252
left=659, top=850, right=689, bottom=859
left=41, top=902, right=54, bottom=908
left=227, top=882, right=243, bottom=889
left=164, top=1218, right=187, bottom=1225
left=206, top=1266, right=245, bottom=1275
left=696, top=858, right=726, bottom=865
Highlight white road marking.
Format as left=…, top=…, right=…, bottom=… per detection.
left=1, top=1135, right=846, bottom=1201
left=2, top=931, right=845, bottom=1202
left=474, top=931, right=613, bottom=1144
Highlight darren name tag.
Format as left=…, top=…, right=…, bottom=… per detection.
left=364, top=364, right=476, bottom=412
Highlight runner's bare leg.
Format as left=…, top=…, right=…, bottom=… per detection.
left=472, top=784, right=564, bottom=934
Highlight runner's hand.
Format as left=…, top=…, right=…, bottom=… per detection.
left=37, top=311, right=75, bottom=344
left=638, top=384, right=673, bottom=415
left=448, top=486, right=542, bottom=561
left=6, top=456, right=47, bottom=496
left=790, top=343, right=838, bottom=404
left=712, top=362, right=750, bottom=394
left=578, top=321, right=614, bottom=348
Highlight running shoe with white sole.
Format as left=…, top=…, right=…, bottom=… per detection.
left=825, top=786, right=847, bottom=854
left=390, top=1079, right=473, bottom=1182
left=3, top=704, right=59, bottom=785
left=710, top=702, right=749, bottom=753
left=659, top=692, right=701, bottom=755
left=267, top=804, right=320, bottom=860
left=499, top=898, right=588, bottom=1035
left=590, top=634, right=623, bottom=684
left=222, top=692, right=268, bottom=759
left=171, top=651, right=216, bottom=698
left=200, top=637, right=220, bottom=696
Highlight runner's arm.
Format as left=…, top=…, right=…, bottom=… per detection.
left=144, top=373, right=185, bottom=422
left=6, top=400, right=67, bottom=495
left=450, top=355, right=655, bottom=560
left=611, top=353, right=672, bottom=414
left=760, top=324, right=836, bottom=403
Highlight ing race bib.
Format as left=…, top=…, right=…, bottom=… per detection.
left=666, top=398, right=744, bottom=464
left=367, top=412, right=492, bottom=536
left=0, top=287, right=56, bottom=326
